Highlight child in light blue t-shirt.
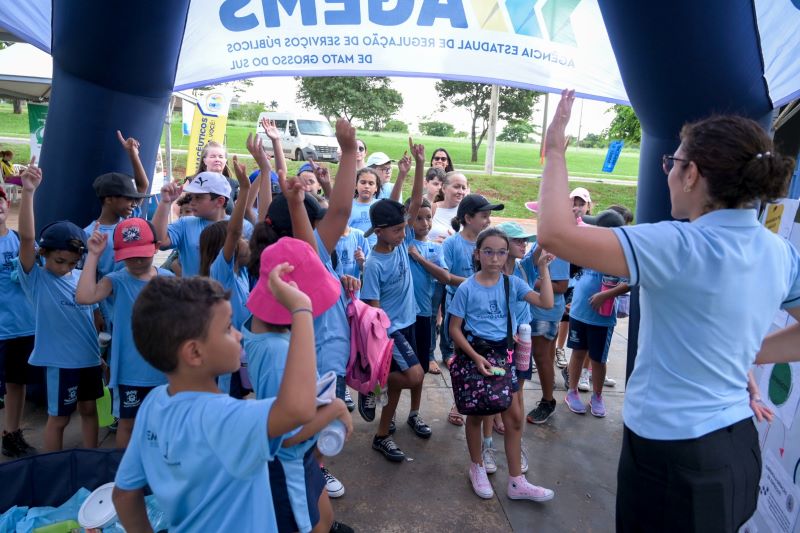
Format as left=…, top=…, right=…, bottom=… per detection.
left=360, top=140, right=428, bottom=463
left=16, top=162, right=102, bottom=452
left=406, top=197, right=450, bottom=376
left=448, top=227, right=555, bottom=503
left=76, top=217, right=172, bottom=448
left=244, top=237, right=353, bottom=533
left=334, top=227, right=370, bottom=280
left=348, top=168, right=382, bottom=246
left=199, top=161, right=253, bottom=398
left=112, top=270, right=320, bottom=533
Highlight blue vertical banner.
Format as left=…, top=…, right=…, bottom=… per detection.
left=602, top=140, right=624, bottom=173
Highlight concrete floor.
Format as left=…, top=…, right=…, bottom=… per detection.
left=2, top=324, right=629, bottom=532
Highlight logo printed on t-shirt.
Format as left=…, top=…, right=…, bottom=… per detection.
left=2, top=251, right=13, bottom=272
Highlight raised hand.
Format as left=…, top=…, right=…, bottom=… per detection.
left=537, top=250, right=555, bottom=268
left=160, top=181, right=183, bottom=203
left=231, top=155, right=251, bottom=191
left=87, top=228, right=108, bottom=256
left=268, top=262, right=312, bottom=312
left=334, top=118, right=357, bottom=153
left=261, top=118, right=281, bottom=141
left=544, top=89, right=575, bottom=156
left=313, top=162, right=331, bottom=186
left=409, top=137, right=425, bottom=164
left=246, top=133, right=271, bottom=170
left=116, top=130, right=140, bottom=156
left=354, top=246, right=365, bottom=268
left=397, top=151, right=411, bottom=175
left=20, top=157, right=42, bottom=192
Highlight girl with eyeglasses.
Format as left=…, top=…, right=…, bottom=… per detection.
left=538, top=90, right=799, bottom=531
left=449, top=227, right=555, bottom=502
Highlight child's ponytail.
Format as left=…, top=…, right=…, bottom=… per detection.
left=451, top=216, right=463, bottom=232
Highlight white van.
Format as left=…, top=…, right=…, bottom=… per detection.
left=256, top=112, right=340, bottom=163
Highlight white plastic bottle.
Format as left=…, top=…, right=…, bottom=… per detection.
left=514, top=324, right=532, bottom=372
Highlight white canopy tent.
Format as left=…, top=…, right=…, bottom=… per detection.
left=0, top=43, right=52, bottom=100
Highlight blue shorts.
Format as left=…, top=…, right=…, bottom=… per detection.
left=46, top=366, right=104, bottom=417
left=567, top=318, right=614, bottom=364
left=0, top=335, right=41, bottom=385
left=113, top=384, right=155, bottom=419
left=269, top=447, right=325, bottom=533
left=389, top=325, right=420, bottom=373
left=531, top=319, right=559, bottom=340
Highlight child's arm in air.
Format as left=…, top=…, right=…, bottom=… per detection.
left=266, top=263, right=318, bottom=438
left=317, top=119, right=358, bottom=254
left=223, top=156, right=251, bottom=264
left=112, top=487, right=154, bottom=533
left=405, top=139, right=425, bottom=220
left=391, top=151, right=411, bottom=202
left=246, top=131, right=273, bottom=221
left=282, top=399, right=352, bottom=447
left=17, top=158, right=40, bottom=273
left=117, top=130, right=150, bottom=195
left=75, top=229, right=114, bottom=304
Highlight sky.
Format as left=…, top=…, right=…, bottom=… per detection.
left=240, top=75, right=616, bottom=139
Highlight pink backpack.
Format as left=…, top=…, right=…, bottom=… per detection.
left=345, top=293, right=394, bottom=396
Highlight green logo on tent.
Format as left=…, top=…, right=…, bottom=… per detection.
left=768, top=363, right=792, bottom=406
left=34, top=126, right=45, bottom=144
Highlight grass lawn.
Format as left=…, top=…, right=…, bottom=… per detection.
left=0, top=104, right=638, bottom=217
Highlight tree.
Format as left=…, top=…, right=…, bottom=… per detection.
left=419, top=120, right=455, bottom=137
left=435, top=81, right=539, bottom=161
left=498, top=120, right=536, bottom=143
left=605, top=104, right=641, bottom=144
left=295, top=76, right=403, bottom=131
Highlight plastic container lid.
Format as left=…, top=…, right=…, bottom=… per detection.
left=78, top=482, right=118, bottom=529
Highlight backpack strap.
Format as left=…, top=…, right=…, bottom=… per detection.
left=503, top=274, right=513, bottom=351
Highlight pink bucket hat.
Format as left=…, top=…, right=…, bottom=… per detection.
left=246, top=237, right=341, bottom=325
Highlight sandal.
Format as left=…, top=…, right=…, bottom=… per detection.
left=429, top=360, right=442, bottom=375
left=448, top=404, right=464, bottom=426
left=492, top=414, right=506, bottom=435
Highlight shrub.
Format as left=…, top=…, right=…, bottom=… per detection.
left=229, top=102, right=265, bottom=122
left=384, top=119, right=409, bottom=133
left=419, top=120, right=455, bottom=137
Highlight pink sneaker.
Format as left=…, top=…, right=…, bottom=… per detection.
left=469, top=463, right=494, bottom=499
left=507, top=475, right=555, bottom=502
left=590, top=393, right=606, bottom=418
left=565, top=390, right=586, bottom=414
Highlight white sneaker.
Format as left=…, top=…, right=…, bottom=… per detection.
left=521, top=447, right=529, bottom=474
left=482, top=443, right=498, bottom=474
left=507, top=476, right=555, bottom=502
left=578, top=369, right=591, bottom=392
left=321, top=466, right=345, bottom=498
left=470, top=463, right=495, bottom=499
left=604, top=376, right=617, bottom=387
left=555, top=348, right=568, bottom=368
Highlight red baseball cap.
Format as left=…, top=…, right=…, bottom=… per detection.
left=113, top=218, right=158, bottom=261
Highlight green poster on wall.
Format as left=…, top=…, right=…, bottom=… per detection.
left=28, top=102, right=47, bottom=159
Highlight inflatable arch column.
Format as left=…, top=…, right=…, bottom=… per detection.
left=597, top=0, right=774, bottom=379
left=35, top=1, right=191, bottom=230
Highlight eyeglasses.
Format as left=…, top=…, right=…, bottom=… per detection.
left=433, top=156, right=448, bottom=162
left=357, top=146, right=366, bottom=152
left=377, top=166, right=392, bottom=173
left=480, top=248, right=508, bottom=258
left=662, top=155, right=689, bottom=175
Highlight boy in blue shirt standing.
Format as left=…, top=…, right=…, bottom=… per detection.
left=360, top=140, right=428, bottom=462
left=16, top=160, right=103, bottom=452
left=76, top=217, right=173, bottom=447
left=113, top=268, right=319, bottom=532
left=0, top=186, right=39, bottom=458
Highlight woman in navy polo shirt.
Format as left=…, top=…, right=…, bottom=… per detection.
left=537, top=90, right=800, bottom=532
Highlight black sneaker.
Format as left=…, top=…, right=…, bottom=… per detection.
left=372, top=435, right=405, bottom=462
left=561, top=366, right=570, bottom=390
left=12, top=429, right=35, bottom=454
left=330, top=521, right=355, bottom=533
left=343, top=389, right=355, bottom=413
left=407, top=414, right=432, bottom=439
left=526, top=398, right=556, bottom=425
left=388, top=415, right=396, bottom=435
left=358, top=392, right=376, bottom=422
left=2, top=431, right=21, bottom=458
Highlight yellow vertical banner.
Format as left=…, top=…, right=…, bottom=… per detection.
left=185, top=89, right=232, bottom=177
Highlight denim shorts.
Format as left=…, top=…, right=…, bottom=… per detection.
left=390, top=325, right=420, bottom=373
left=531, top=319, right=559, bottom=340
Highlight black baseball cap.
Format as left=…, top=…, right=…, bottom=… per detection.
left=582, top=209, right=626, bottom=228
left=266, top=193, right=327, bottom=233
left=38, top=221, right=87, bottom=253
left=364, top=199, right=406, bottom=237
left=93, top=172, right=149, bottom=199
left=456, top=194, right=504, bottom=220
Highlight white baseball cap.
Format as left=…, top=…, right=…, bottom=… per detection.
left=569, top=187, right=592, bottom=203
left=183, top=171, right=232, bottom=199
left=366, top=152, right=394, bottom=167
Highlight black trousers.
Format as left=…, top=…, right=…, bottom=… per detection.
left=617, top=418, right=761, bottom=533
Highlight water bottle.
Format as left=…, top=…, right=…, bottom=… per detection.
left=598, top=275, right=618, bottom=317
left=379, top=389, right=389, bottom=407
left=514, top=324, right=532, bottom=372
left=98, top=332, right=111, bottom=357
left=317, top=419, right=347, bottom=456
